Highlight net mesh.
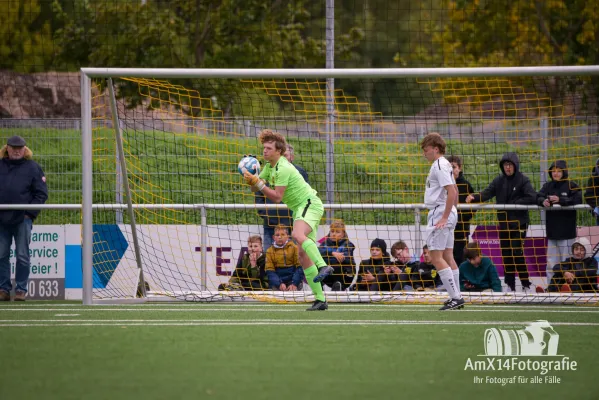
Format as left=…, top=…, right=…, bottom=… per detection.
left=88, top=74, right=599, bottom=303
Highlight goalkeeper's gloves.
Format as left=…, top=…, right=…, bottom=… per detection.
left=243, top=169, right=265, bottom=192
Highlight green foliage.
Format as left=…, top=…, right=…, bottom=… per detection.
left=395, top=0, right=599, bottom=114
left=52, top=0, right=361, bottom=114
left=4, top=0, right=599, bottom=116
left=0, top=0, right=54, bottom=72
left=434, top=0, right=599, bottom=67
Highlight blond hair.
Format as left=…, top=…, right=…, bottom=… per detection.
left=273, top=224, right=289, bottom=234
left=329, top=219, right=348, bottom=239
left=247, top=235, right=262, bottom=245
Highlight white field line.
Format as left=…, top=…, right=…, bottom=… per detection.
left=1, top=320, right=598, bottom=327
left=0, top=308, right=598, bottom=313
left=3, top=303, right=597, bottom=310
left=2, top=319, right=598, bottom=325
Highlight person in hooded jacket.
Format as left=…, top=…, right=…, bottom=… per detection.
left=466, top=152, right=537, bottom=291
left=537, top=160, right=582, bottom=284
left=547, top=237, right=598, bottom=293
left=0, top=136, right=48, bottom=301
left=584, top=157, right=599, bottom=226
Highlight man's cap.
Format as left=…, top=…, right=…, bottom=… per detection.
left=7, top=135, right=26, bottom=147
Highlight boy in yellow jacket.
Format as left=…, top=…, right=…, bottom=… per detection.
left=265, top=225, right=303, bottom=291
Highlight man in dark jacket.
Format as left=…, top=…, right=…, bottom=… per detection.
left=466, top=152, right=537, bottom=291
left=537, top=160, right=582, bottom=283
left=0, top=136, right=48, bottom=301
left=584, top=157, right=599, bottom=226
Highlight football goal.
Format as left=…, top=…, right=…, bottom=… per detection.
left=79, top=66, right=599, bottom=305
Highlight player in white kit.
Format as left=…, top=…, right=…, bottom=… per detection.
left=420, top=133, right=464, bottom=310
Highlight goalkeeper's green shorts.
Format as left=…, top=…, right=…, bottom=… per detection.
left=292, top=196, right=324, bottom=242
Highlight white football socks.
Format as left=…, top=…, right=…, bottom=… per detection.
left=438, top=268, right=461, bottom=300
left=452, top=268, right=462, bottom=298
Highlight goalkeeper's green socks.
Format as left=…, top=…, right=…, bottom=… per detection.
left=304, top=265, right=326, bottom=302
left=301, top=239, right=327, bottom=268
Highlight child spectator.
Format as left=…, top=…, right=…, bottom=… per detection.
left=466, top=152, right=537, bottom=291
left=265, top=225, right=303, bottom=291
left=318, top=219, right=356, bottom=291
left=446, top=155, right=476, bottom=266
left=459, top=242, right=502, bottom=292
left=389, top=240, right=418, bottom=291
left=537, top=160, right=582, bottom=283
left=219, top=235, right=267, bottom=291
left=547, top=237, right=598, bottom=293
left=410, top=245, right=442, bottom=291
left=584, top=157, right=599, bottom=226
left=356, top=238, right=390, bottom=291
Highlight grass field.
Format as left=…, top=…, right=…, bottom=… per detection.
left=0, top=302, right=596, bottom=400
left=1, top=127, right=597, bottom=226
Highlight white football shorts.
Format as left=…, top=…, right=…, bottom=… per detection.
left=425, top=206, right=457, bottom=251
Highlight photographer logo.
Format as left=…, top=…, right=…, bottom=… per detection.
left=465, top=320, right=578, bottom=385
left=483, top=320, right=560, bottom=356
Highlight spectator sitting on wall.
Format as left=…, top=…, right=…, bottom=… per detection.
left=219, top=235, right=267, bottom=291
left=389, top=240, right=418, bottom=291
left=459, top=241, right=502, bottom=293
left=318, top=219, right=356, bottom=291
left=265, top=225, right=304, bottom=291
left=547, top=237, right=598, bottom=293
left=410, top=245, right=443, bottom=291
left=355, top=238, right=390, bottom=291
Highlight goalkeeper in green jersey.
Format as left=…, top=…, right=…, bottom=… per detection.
left=242, top=129, right=333, bottom=311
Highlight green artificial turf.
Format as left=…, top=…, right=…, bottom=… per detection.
left=0, top=302, right=596, bottom=400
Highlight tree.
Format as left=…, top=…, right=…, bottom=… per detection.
left=431, top=0, right=599, bottom=67
left=331, top=0, right=443, bottom=115
left=0, top=0, right=54, bottom=72
left=52, top=0, right=361, bottom=115
left=396, top=0, right=599, bottom=114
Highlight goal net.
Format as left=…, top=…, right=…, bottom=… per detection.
left=80, top=67, right=599, bottom=305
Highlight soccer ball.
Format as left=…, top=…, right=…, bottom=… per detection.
left=238, top=156, right=260, bottom=176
